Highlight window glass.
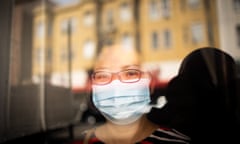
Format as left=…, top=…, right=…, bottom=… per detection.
left=83, top=40, right=95, bottom=59
left=84, top=11, right=94, bottom=26
left=191, top=23, right=203, bottom=44
left=36, top=21, right=45, bottom=37
left=161, top=0, right=171, bottom=18
left=60, top=19, right=68, bottom=34
left=152, top=31, right=159, bottom=49
left=60, top=17, right=77, bottom=34
left=70, top=17, right=77, bottom=33
left=120, top=2, right=131, bottom=22
left=2, top=0, right=240, bottom=142
left=122, top=33, right=134, bottom=50
left=188, top=0, right=200, bottom=8
left=234, top=0, right=240, bottom=12
left=149, top=0, right=160, bottom=20
left=163, top=29, right=172, bottom=48
left=106, top=10, right=113, bottom=27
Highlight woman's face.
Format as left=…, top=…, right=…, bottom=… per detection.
left=91, top=45, right=152, bottom=125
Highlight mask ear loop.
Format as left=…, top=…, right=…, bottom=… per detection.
left=142, top=96, right=168, bottom=113
left=146, top=69, right=168, bottom=113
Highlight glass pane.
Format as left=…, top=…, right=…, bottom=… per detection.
left=1, top=0, right=240, bottom=143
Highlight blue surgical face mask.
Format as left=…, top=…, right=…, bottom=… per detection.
left=92, top=78, right=151, bottom=125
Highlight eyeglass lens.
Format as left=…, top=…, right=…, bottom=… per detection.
left=92, top=69, right=141, bottom=84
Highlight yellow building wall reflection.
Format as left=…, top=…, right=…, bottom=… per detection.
left=32, top=0, right=219, bottom=90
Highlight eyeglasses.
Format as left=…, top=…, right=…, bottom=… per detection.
left=92, top=69, right=145, bottom=85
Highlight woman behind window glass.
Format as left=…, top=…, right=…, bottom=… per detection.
left=69, top=44, right=191, bottom=144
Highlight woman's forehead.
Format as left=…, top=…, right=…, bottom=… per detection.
left=94, top=45, right=141, bottom=70
left=94, top=64, right=141, bottom=72
left=94, top=57, right=140, bottom=71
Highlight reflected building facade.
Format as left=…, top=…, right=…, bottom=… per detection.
left=31, top=0, right=240, bottom=91
left=217, top=0, right=240, bottom=60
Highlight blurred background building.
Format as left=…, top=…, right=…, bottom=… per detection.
left=27, top=0, right=240, bottom=92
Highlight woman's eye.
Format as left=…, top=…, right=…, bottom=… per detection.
left=127, top=71, right=137, bottom=77
left=95, top=74, right=108, bottom=80
left=123, top=70, right=140, bottom=79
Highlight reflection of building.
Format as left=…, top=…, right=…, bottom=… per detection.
left=32, top=0, right=221, bottom=89
left=32, top=2, right=54, bottom=84
left=11, top=3, right=34, bottom=86
left=217, top=0, right=240, bottom=61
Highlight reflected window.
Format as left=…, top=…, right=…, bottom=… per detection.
left=83, top=40, right=95, bottom=59
left=161, top=0, right=171, bottom=18
left=84, top=11, right=94, bottom=26
left=61, top=19, right=68, bottom=34
left=149, top=0, right=170, bottom=20
left=32, top=74, right=40, bottom=84
left=163, top=29, right=172, bottom=48
left=122, top=33, right=133, bottom=50
left=60, top=73, right=69, bottom=88
left=151, top=31, right=159, bottom=49
left=36, top=21, right=44, bottom=37
left=106, top=10, right=114, bottom=27
left=60, top=17, right=77, bottom=34
left=191, top=23, right=203, bottom=44
left=234, top=0, right=240, bottom=12
left=70, top=17, right=77, bottom=33
left=188, top=0, right=200, bottom=9
left=149, top=0, right=160, bottom=20
left=120, top=2, right=132, bottom=22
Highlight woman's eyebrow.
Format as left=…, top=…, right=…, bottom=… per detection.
left=122, top=65, right=141, bottom=69
left=93, top=67, right=109, bottom=71
left=93, top=65, right=141, bottom=72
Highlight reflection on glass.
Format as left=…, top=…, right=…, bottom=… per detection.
left=3, top=0, right=240, bottom=142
